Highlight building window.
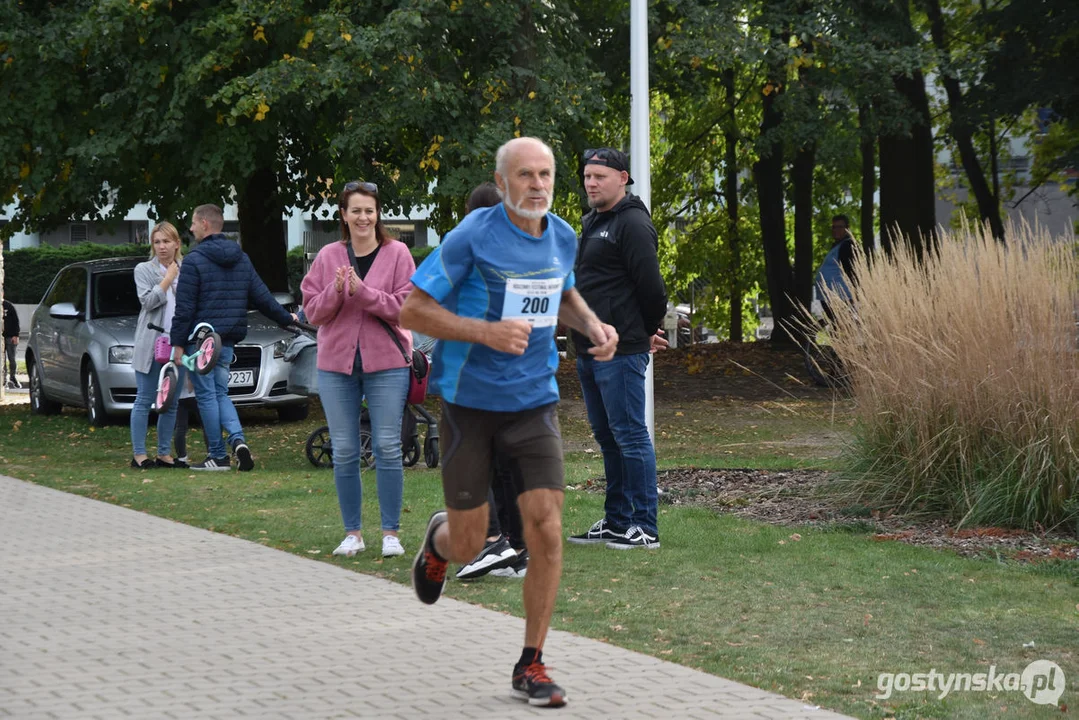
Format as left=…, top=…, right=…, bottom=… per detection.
left=70, top=223, right=89, bottom=243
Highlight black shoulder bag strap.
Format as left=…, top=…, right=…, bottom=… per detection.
left=345, top=242, right=411, bottom=367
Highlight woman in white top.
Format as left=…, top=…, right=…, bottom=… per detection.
left=130, top=221, right=185, bottom=469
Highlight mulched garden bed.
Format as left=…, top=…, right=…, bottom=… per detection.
left=572, top=467, right=1079, bottom=563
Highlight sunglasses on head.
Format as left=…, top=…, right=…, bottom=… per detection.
left=344, top=181, right=379, bottom=194
left=583, top=148, right=614, bottom=162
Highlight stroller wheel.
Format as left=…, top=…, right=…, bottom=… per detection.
left=360, top=427, right=375, bottom=468
left=305, top=425, right=334, bottom=468
left=403, top=438, right=421, bottom=468
left=424, top=436, right=439, bottom=468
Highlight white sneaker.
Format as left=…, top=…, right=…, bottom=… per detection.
left=333, top=535, right=365, bottom=557
left=382, top=535, right=405, bottom=557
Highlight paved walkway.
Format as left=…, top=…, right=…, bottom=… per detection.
left=0, top=475, right=854, bottom=720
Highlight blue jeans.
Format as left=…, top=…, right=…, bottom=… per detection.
left=576, top=352, right=658, bottom=536
left=319, top=358, right=410, bottom=532
left=188, top=344, right=242, bottom=459
left=131, top=361, right=183, bottom=457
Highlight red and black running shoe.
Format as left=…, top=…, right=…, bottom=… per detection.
left=512, top=660, right=568, bottom=707
left=411, top=510, right=448, bottom=605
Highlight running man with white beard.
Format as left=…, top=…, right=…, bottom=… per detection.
left=400, top=137, right=618, bottom=707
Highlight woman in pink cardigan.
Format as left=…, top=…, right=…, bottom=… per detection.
left=301, top=181, right=415, bottom=559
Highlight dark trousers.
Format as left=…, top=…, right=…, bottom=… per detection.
left=4, top=339, right=16, bottom=381
left=485, top=454, right=526, bottom=551
left=173, top=397, right=209, bottom=459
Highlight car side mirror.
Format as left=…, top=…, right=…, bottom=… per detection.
left=49, top=302, right=81, bottom=320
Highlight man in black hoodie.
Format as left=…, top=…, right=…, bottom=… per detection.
left=567, top=148, right=668, bottom=550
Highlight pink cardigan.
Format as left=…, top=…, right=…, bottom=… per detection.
left=300, top=239, right=415, bottom=375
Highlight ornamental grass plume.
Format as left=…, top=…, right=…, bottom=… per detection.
left=822, top=222, right=1078, bottom=532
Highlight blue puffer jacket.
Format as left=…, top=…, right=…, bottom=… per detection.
left=169, top=233, right=293, bottom=347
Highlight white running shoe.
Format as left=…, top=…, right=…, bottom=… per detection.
left=382, top=535, right=405, bottom=557
left=333, top=535, right=365, bottom=557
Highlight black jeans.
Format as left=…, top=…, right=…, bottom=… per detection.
left=4, top=339, right=16, bottom=381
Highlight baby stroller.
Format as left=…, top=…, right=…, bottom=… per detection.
left=284, top=325, right=440, bottom=469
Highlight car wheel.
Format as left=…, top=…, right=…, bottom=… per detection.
left=28, top=357, right=61, bottom=415
left=277, top=402, right=310, bottom=423
left=84, top=363, right=109, bottom=427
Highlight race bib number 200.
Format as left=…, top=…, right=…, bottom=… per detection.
left=501, top=277, right=563, bottom=327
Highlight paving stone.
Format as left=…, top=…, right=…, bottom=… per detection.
left=0, top=474, right=854, bottom=719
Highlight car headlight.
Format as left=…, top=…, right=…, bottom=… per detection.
left=273, top=339, right=290, bottom=359
left=109, top=345, right=134, bottom=364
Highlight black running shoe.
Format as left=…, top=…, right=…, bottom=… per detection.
left=456, top=536, right=518, bottom=580
left=567, top=517, right=622, bottom=544
left=412, top=510, right=449, bottom=605
left=233, top=442, right=254, bottom=472
left=489, top=549, right=528, bottom=578
left=512, top=660, right=568, bottom=707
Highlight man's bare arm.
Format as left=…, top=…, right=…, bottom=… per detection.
left=400, top=288, right=532, bottom=355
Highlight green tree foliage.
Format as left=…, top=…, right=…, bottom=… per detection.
left=972, top=0, right=1079, bottom=201
left=0, top=0, right=606, bottom=288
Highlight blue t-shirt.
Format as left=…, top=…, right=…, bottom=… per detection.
left=411, top=204, right=577, bottom=412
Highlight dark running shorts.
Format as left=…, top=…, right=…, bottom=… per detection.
left=440, top=401, right=564, bottom=510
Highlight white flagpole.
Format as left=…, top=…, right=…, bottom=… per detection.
left=630, top=0, right=654, bottom=441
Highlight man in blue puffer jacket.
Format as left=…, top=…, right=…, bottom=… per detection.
left=169, top=204, right=296, bottom=472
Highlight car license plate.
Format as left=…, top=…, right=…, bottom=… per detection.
left=228, top=370, right=254, bottom=387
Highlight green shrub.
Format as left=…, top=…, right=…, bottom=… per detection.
left=3, top=243, right=150, bottom=303
left=286, top=246, right=305, bottom=299
left=824, top=224, right=1079, bottom=532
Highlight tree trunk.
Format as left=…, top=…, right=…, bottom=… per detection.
left=879, top=68, right=937, bottom=261
left=723, top=68, right=742, bottom=343
left=754, top=85, right=796, bottom=345
left=921, top=0, right=1004, bottom=242
left=237, top=166, right=289, bottom=293
left=859, top=104, right=876, bottom=257
left=792, top=144, right=815, bottom=312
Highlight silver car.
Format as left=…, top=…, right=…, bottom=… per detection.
left=27, top=257, right=309, bottom=426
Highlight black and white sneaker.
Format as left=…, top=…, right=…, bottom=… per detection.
left=567, top=518, right=622, bottom=544
left=233, top=442, right=254, bottom=472
left=489, top=549, right=528, bottom=578
left=190, top=456, right=231, bottom=472
left=456, top=536, right=518, bottom=580
left=606, top=525, right=660, bottom=550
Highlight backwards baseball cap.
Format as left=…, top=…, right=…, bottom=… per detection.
left=583, top=148, right=635, bottom=185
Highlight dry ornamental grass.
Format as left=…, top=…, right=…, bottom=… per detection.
left=821, top=222, right=1078, bottom=531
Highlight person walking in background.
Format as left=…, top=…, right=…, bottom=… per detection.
left=568, top=147, right=668, bottom=550
left=170, top=204, right=296, bottom=472
left=455, top=181, right=529, bottom=581
left=301, top=181, right=415, bottom=559
left=130, top=222, right=185, bottom=469
left=814, top=214, right=858, bottom=323
left=401, top=137, right=619, bottom=707
left=3, top=295, right=20, bottom=390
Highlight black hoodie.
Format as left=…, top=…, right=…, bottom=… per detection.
left=572, top=194, right=668, bottom=355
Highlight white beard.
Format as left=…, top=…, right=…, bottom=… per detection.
left=502, top=190, right=552, bottom=220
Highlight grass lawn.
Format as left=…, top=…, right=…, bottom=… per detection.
left=0, top=394, right=1074, bottom=720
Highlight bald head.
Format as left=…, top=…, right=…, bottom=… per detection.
left=495, top=137, right=554, bottom=178
left=493, top=137, right=556, bottom=224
